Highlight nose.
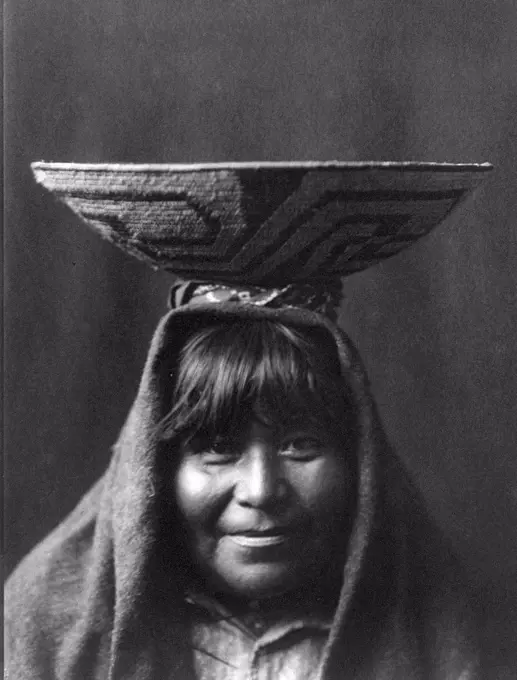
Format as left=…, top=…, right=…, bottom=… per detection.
left=234, top=443, right=285, bottom=508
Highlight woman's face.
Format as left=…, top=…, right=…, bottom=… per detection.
left=174, top=416, right=353, bottom=600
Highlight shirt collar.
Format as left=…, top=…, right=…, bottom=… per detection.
left=184, top=588, right=334, bottom=636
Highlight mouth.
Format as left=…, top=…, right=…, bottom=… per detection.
left=227, top=533, right=289, bottom=548
left=226, top=527, right=294, bottom=548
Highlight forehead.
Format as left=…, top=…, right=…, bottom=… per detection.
left=227, top=409, right=327, bottom=435
left=251, top=400, right=326, bottom=428
left=195, top=401, right=349, bottom=452
left=225, top=391, right=337, bottom=423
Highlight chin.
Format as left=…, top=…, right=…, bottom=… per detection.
left=218, top=563, right=299, bottom=600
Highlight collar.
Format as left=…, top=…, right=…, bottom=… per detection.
left=184, top=588, right=334, bottom=639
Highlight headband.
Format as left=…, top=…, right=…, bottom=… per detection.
left=168, top=279, right=344, bottom=323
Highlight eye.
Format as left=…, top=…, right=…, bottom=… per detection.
left=195, top=436, right=241, bottom=466
left=280, top=435, right=323, bottom=461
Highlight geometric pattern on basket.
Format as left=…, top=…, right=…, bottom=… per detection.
left=32, top=162, right=491, bottom=287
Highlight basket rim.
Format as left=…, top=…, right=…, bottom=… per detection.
left=31, top=160, right=494, bottom=174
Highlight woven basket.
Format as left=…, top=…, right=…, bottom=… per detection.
left=32, top=161, right=492, bottom=286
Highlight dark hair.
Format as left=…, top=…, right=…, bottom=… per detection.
left=159, top=319, right=357, bottom=451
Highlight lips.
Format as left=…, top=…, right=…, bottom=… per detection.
left=228, top=533, right=289, bottom=548
left=233, top=527, right=290, bottom=535
left=226, top=526, right=294, bottom=548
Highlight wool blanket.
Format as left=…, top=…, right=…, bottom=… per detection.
left=5, top=302, right=479, bottom=679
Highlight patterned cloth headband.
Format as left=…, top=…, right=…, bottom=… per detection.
left=168, top=279, right=343, bottom=323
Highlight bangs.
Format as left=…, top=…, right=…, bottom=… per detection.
left=159, top=319, right=356, bottom=446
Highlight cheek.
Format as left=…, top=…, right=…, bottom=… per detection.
left=290, top=457, right=352, bottom=519
left=174, top=460, right=231, bottom=531
left=174, top=462, right=205, bottom=524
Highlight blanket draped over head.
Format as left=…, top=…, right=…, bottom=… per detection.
left=6, top=301, right=479, bottom=680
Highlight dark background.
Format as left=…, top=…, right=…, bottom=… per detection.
left=4, top=0, right=517, bottom=676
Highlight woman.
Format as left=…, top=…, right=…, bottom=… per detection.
left=5, top=282, right=479, bottom=679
